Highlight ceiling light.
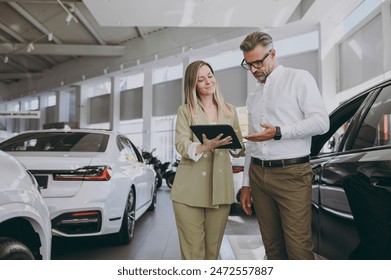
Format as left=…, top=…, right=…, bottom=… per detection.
left=48, top=32, right=53, bottom=41
left=66, top=13, right=73, bottom=24
left=27, top=42, right=34, bottom=53
left=4, top=56, right=8, bottom=63
left=57, top=0, right=78, bottom=24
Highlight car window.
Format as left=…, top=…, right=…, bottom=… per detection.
left=323, top=120, right=351, bottom=153
left=352, top=85, right=391, bottom=150
left=117, top=136, right=139, bottom=162
left=128, top=140, right=144, bottom=163
left=0, top=132, right=109, bottom=152
left=310, top=91, right=370, bottom=156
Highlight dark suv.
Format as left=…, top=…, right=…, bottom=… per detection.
left=310, top=79, right=391, bottom=260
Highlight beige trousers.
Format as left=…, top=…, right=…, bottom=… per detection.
left=172, top=201, right=230, bottom=260
left=249, top=162, right=314, bottom=260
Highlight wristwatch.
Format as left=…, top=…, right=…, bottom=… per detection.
left=273, top=126, right=282, bottom=140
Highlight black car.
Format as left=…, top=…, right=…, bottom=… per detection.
left=310, top=79, right=391, bottom=260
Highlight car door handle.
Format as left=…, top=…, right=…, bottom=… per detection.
left=369, top=171, right=391, bottom=189
left=371, top=181, right=391, bottom=189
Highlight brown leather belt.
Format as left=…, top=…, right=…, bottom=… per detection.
left=251, top=155, right=310, bottom=168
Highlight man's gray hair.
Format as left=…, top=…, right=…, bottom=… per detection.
left=240, top=31, right=274, bottom=52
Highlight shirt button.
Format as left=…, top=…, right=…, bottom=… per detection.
left=203, top=154, right=208, bottom=158
left=202, top=171, right=206, bottom=176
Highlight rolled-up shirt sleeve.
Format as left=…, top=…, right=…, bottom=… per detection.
left=188, top=142, right=203, bottom=162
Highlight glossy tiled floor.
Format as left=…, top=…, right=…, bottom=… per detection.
left=154, top=185, right=266, bottom=260
left=51, top=183, right=265, bottom=260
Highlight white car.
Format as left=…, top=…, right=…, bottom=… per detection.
left=231, top=151, right=254, bottom=214
left=231, top=156, right=245, bottom=204
left=0, top=150, right=51, bottom=259
left=0, top=128, right=156, bottom=245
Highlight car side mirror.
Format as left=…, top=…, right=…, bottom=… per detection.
left=327, top=136, right=336, bottom=150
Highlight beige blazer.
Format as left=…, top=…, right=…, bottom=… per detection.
left=170, top=103, right=244, bottom=208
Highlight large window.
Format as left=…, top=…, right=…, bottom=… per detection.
left=339, top=14, right=383, bottom=91
left=151, top=116, right=177, bottom=163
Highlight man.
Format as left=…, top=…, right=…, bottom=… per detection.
left=239, top=31, right=329, bottom=260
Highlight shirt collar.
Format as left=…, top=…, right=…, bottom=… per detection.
left=254, top=65, right=284, bottom=87
left=265, top=65, right=283, bottom=84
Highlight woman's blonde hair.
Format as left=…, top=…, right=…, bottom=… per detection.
left=184, top=60, right=234, bottom=124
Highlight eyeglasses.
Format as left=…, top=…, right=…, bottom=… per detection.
left=241, top=49, right=273, bottom=70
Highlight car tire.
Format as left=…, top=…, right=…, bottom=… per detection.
left=0, top=237, right=35, bottom=260
left=147, top=185, right=157, bottom=211
left=110, top=188, right=136, bottom=245
left=155, top=172, right=163, bottom=189
left=165, top=173, right=175, bottom=189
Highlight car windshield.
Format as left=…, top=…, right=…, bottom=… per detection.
left=0, top=132, right=109, bottom=152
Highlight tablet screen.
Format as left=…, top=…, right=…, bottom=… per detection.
left=190, top=124, right=242, bottom=149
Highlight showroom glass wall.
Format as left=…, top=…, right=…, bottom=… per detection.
left=87, top=31, right=320, bottom=163
left=0, top=31, right=323, bottom=163
left=3, top=0, right=388, bottom=163
left=339, top=0, right=383, bottom=91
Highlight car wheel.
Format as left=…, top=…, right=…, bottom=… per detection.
left=155, top=172, right=163, bottom=189
left=148, top=185, right=157, bottom=211
left=110, top=188, right=136, bottom=245
left=165, top=173, right=175, bottom=189
left=0, top=237, right=35, bottom=260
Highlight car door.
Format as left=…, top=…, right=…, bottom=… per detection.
left=117, top=136, right=150, bottom=211
left=310, top=88, right=371, bottom=259
left=314, top=83, right=391, bottom=259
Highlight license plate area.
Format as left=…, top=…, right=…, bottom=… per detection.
left=34, top=175, right=49, bottom=189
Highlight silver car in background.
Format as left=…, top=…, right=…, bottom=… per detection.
left=0, top=150, right=51, bottom=260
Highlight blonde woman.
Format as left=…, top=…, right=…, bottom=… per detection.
left=170, top=60, right=244, bottom=260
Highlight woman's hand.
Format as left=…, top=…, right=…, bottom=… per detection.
left=196, top=133, right=232, bottom=154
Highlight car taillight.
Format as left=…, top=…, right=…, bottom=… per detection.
left=53, top=166, right=112, bottom=181
left=232, top=165, right=244, bottom=173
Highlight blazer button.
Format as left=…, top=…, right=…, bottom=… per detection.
left=203, top=154, right=208, bottom=158
left=219, top=169, right=222, bottom=173
left=202, top=171, right=207, bottom=176
left=219, top=152, right=223, bottom=156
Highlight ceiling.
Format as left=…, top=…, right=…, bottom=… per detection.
left=0, top=0, right=362, bottom=100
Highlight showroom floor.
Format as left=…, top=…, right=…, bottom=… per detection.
left=103, top=184, right=266, bottom=260
left=51, top=184, right=325, bottom=260
left=51, top=184, right=265, bottom=260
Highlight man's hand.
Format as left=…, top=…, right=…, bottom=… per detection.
left=244, top=123, right=276, bottom=142
left=240, top=186, right=252, bottom=216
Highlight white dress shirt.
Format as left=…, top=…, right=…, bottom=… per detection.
left=242, top=65, right=329, bottom=186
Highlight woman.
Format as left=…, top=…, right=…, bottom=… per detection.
left=170, top=60, right=245, bottom=260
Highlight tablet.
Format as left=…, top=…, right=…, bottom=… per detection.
left=190, top=124, right=242, bottom=149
